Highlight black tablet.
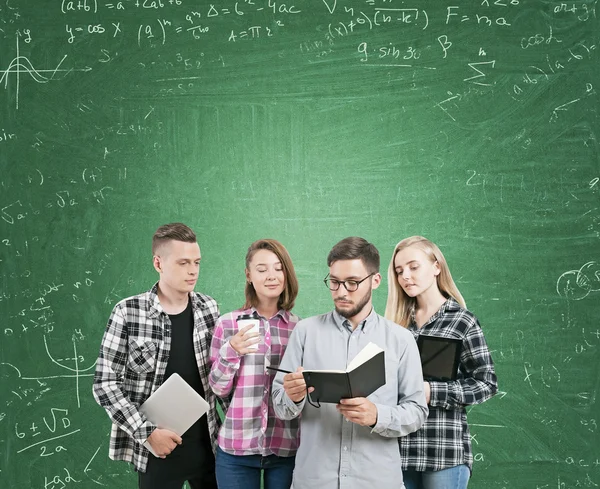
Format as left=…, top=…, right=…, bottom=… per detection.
left=417, top=335, right=462, bottom=381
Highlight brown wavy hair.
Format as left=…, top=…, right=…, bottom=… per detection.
left=244, top=239, right=299, bottom=311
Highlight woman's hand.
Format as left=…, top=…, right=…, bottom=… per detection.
left=229, top=324, right=260, bottom=355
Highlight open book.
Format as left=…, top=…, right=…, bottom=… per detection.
left=302, top=342, right=386, bottom=404
left=139, top=373, right=210, bottom=457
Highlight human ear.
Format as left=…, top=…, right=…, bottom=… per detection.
left=153, top=255, right=162, bottom=274
left=371, top=273, right=382, bottom=290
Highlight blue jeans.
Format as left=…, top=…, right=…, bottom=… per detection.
left=215, top=446, right=295, bottom=489
left=403, top=465, right=470, bottom=489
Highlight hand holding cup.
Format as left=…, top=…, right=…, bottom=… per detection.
left=230, top=314, right=260, bottom=355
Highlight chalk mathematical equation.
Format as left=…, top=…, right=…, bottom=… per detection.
left=1, top=0, right=599, bottom=488
left=0, top=35, right=91, bottom=109
left=59, top=0, right=301, bottom=45
left=557, top=261, right=600, bottom=301
left=0, top=0, right=596, bottom=120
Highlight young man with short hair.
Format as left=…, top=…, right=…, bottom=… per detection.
left=93, top=223, right=222, bottom=489
left=272, top=236, right=428, bottom=489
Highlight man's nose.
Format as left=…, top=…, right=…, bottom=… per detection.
left=334, top=288, right=348, bottom=298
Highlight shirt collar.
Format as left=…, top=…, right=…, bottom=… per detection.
left=439, top=296, right=460, bottom=315
left=248, top=306, right=290, bottom=323
left=409, top=296, right=461, bottom=328
left=148, top=282, right=163, bottom=318
left=332, top=307, right=377, bottom=333
left=147, top=281, right=205, bottom=318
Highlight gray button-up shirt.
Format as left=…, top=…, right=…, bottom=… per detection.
left=272, top=308, right=428, bottom=489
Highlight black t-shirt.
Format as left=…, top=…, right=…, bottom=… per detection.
left=155, top=298, right=213, bottom=474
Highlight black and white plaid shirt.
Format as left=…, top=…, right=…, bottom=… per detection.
left=399, top=298, right=498, bottom=471
left=92, top=282, right=223, bottom=473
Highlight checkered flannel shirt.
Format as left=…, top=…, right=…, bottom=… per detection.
left=400, top=298, right=498, bottom=471
left=209, top=308, right=300, bottom=457
left=93, top=282, right=223, bottom=472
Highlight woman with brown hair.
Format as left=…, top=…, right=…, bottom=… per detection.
left=209, top=239, right=300, bottom=489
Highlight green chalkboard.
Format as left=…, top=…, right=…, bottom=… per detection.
left=1, top=0, right=599, bottom=487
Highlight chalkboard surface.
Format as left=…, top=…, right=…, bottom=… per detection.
left=1, top=0, right=599, bottom=487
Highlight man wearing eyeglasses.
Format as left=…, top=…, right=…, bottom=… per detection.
left=272, top=237, right=428, bottom=489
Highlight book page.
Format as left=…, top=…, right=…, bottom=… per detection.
left=303, top=369, right=346, bottom=374
left=347, top=342, right=384, bottom=372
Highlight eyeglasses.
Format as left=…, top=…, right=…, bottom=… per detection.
left=323, top=273, right=375, bottom=292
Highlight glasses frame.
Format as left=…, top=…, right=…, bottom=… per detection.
left=323, top=272, right=375, bottom=292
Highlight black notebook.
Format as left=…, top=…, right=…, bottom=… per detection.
left=417, top=335, right=462, bottom=381
left=302, top=343, right=386, bottom=404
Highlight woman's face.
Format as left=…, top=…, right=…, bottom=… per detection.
left=393, top=245, right=440, bottom=298
left=246, top=249, right=286, bottom=305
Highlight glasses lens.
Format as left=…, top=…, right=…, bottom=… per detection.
left=345, top=280, right=359, bottom=292
left=324, top=279, right=337, bottom=290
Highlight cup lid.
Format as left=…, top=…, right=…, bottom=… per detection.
left=237, top=312, right=259, bottom=321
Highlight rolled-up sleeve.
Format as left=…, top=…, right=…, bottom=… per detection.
left=92, top=305, right=155, bottom=444
left=209, top=315, right=242, bottom=398
left=272, top=324, right=305, bottom=420
left=429, top=318, right=497, bottom=410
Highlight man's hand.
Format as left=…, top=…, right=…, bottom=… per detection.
left=424, top=381, right=431, bottom=404
left=229, top=324, right=260, bottom=355
left=283, top=367, right=314, bottom=403
left=336, top=397, right=378, bottom=427
left=146, top=428, right=182, bottom=458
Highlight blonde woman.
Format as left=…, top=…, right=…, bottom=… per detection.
left=385, top=236, right=497, bottom=489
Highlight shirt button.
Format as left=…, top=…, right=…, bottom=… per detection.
left=343, top=446, right=348, bottom=451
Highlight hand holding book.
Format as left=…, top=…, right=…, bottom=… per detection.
left=270, top=343, right=386, bottom=407
left=139, top=373, right=209, bottom=457
left=336, top=397, right=378, bottom=426
left=270, top=366, right=315, bottom=403
left=146, top=429, right=183, bottom=458
left=302, top=342, right=386, bottom=405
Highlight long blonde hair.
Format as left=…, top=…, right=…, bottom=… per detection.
left=384, top=236, right=465, bottom=327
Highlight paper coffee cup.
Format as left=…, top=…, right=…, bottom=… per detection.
left=236, top=313, right=260, bottom=351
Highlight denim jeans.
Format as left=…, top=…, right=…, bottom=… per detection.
left=403, top=465, right=470, bottom=489
left=215, top=446, right=295, bottom=489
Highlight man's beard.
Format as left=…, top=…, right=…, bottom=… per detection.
left=335, top=288, right=372, bottom=319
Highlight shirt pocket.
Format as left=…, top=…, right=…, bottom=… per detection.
left=127, top=339, right=157, bottom=374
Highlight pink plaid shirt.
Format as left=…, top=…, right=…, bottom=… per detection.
left=209, top=307, right=300, bottom=457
